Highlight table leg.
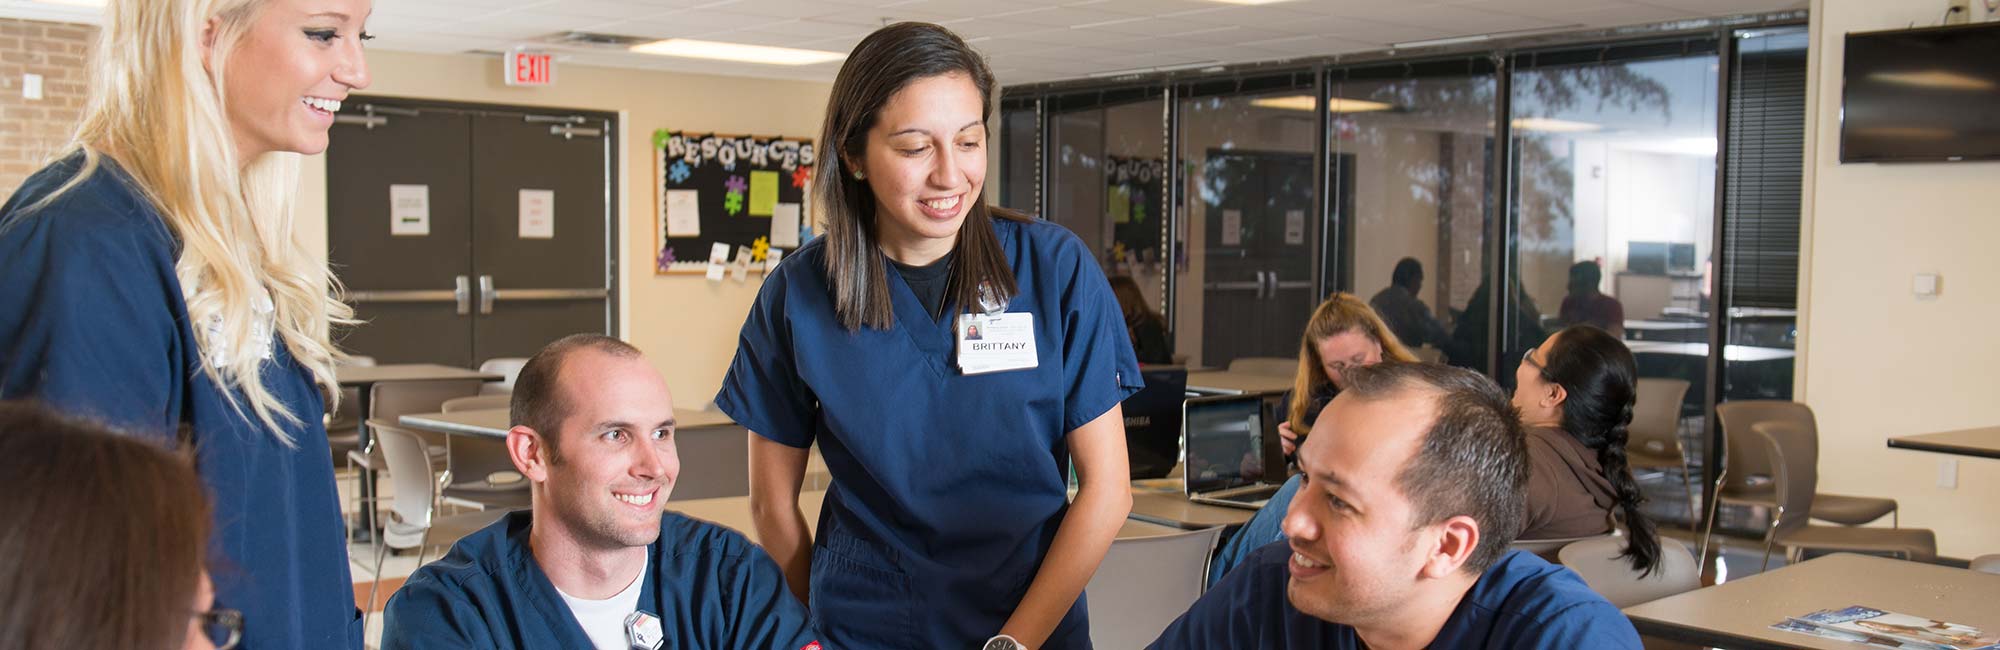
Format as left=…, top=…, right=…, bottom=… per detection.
left=349, top=388, right=378, bottom=543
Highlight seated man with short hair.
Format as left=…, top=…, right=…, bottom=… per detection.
left=383, top=334, right=819, bottom=650
left=1150, top=362, right=1641, bottom=649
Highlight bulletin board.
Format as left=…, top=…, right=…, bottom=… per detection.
left=1106, top=155, right=1166, bottom=266
left=653, top=130, right=817, bottom=274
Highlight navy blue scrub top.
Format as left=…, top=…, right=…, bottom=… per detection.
left=0, top=155, right=360, bottom=649
left=1150, top=543, right=1643, bottom=649
left=716, top=217, right=1144, bottom=649
left=382, top=510, right=821, bottom=650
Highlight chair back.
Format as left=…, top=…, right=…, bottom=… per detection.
left=373, top=422, right=439, bottom=537
left=1226, top=357, right=1298, bottom=377
left=327, top=355, right=378, bottom=430
left=371, top=379, right=484, bottom=449
left=1750, top=421, right=1820, bottom=537
left=1557, top=536, right=1700, bottom=608
left=1715, top=401, right=1820, bottom=492
left=478, top=357, right=530, bottom=395
left=1512, top=532, right=1617, bottom=560
left=441, top=395, right=511, bottom=413
left=1628, top=378, right=1691, bottom=459
left=1085, top=526, right=1224, bottom=650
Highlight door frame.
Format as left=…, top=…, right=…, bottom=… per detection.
left=334, top=95, right=622, bottom=339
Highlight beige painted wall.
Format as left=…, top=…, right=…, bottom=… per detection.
left=298, top=49, right=831, bottom=405
left=1798, top=0, right=2000, bottom=559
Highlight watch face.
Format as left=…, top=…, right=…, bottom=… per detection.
left=983, top=637, right=1020, bottom=650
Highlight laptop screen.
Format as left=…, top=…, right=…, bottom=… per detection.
left=1183, top=393, right=1277, bottom=493
left=1122, top=367, right=1188, bottom=480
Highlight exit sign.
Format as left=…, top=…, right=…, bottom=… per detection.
left=505, top=49, right=554, bottom=86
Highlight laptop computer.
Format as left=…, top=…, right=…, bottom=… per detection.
left=1182, top=391, right=1287, bottom=510
left=1122, top=366, right=1188, bottom=480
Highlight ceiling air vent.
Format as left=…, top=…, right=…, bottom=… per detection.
left=538, top=31, right=655, bottom=49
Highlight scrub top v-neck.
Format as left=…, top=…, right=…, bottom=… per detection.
left=717, top=217, right=1143, bottom=649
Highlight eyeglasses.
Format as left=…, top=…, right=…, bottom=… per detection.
left=1522, top=347, right=1543, bottom=370
left=197, top=608, right=243, bottom=650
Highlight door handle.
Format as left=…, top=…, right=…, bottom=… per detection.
left=454, top=275, right=470, bottom=315
left=478, top=275, right=495, bottom=315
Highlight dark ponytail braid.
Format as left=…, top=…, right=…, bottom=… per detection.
left=1540, top=325, right=1662, bottom=576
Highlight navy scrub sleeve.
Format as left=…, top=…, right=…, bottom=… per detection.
left=0, top=155, right=362, bottom=650
left=716, top=217, right=1143, bottom=650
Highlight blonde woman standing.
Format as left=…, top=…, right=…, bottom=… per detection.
left=0, top=0, right=371, bottom=647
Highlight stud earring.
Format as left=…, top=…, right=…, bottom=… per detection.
left=853, top=170, right=866, bottom=180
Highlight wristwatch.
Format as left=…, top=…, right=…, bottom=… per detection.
left=983, top=634, right=1027, bottom=650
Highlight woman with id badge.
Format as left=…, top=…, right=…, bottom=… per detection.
left=718, top=22, right=1141, bottom=650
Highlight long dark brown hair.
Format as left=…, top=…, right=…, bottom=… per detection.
left=817, top=22, right=1032, bottom=331
left=0, top=401, right=212, bottom=650
left=1533, top=326, right=1661, bottom=576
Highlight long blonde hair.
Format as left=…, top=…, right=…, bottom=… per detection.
left=1288, top=293, right=1417, bottom=430
left=33, top=0, right=350, bottom=444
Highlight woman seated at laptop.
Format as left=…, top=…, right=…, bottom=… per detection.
left=0, top=400, right=233, bottom=649
left=1207, top=293, right=1416, bottom=586
left=1511, top=325, right=1661, bottom=574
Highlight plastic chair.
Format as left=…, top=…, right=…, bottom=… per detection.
left=436, top=395, right=529, bottom=510
left=1512, top=532, right=1618, bottom=563
left=1084, top=526, right=1225, bottom=650
left=346, top=380, right=484, bottom=539
left=1627, top=378, right=1697, bottom=526
left=1744, top=421, right=1934, bottom=570
left=1971, top=555, right=2000, bottom=575
left=1702, top=401, right=1901, bottom=567
left=1558, top=535, right=1701, bottom=608
left=365, top=421, right=513, bottom=630
left=478, top=357, right=530, bottom=395
left=1226, top=357, right=1298, bottom=378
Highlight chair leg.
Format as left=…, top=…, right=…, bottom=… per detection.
left=1760, top=505, right=1786, bottom=573
left=1679, top=460, right=1699, bottom=531
left=364, top=526, right=392, bottom=633
left=1699, top=467, right=1728, bottom=579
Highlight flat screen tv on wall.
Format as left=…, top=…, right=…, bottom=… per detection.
left=1841, top=21, right=2000, bottom=163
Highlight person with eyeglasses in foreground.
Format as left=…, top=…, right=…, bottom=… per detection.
left=1149, top=363, right=1642, bottom=649
left=0, top=400, right=242, bottom=650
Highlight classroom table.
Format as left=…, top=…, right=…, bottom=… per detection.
left=339, top=364, right=502, bottom=541
left=399, top=407, right=830, bottom=492
left=1185, top=370, right=1293, bottom=396
left=1127, top=478, right=1257, bottom=530
left=1623, top=553, right=2000, bottom=649
left=1887, top=426, right=2000, bottom=460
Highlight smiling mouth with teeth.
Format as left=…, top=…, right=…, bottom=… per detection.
left=613, top=491, right=655, bottom=507
left=922, top=195, right=961, bottom=211
left=301, top=96, right=342, bottom=113
left=1294, top=552, right=1327, bottom=569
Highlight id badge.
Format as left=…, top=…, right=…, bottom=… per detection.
left=625, top=611, right=663, bottom=650
left=957, top=312, right=1038, bottom=375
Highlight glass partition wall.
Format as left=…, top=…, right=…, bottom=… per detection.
left=998, top=14, right=1806, bottom=541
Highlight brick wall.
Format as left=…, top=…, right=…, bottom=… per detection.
left=0, top=18, right=94, bottom=201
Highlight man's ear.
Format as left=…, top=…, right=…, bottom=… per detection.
left=506, top=425, right=551, bottom=483
left=1421, top=515, right=1481, bottom=580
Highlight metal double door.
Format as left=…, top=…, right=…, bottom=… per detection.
left=327, top=98, right=616, bottom=366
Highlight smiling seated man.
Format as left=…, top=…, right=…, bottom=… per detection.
left=382, top=334, right=819, bottom=650
left=1149, top=362, right=1640, bottom=649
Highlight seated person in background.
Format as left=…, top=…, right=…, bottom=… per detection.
left=1559, top=261, right=1624, bottom=338
left=383, top=335, right=817, bottom=650
left=1151, top=363, right=1642, bottom=649
left=0, top=401, right=234, bottom=650
left=1209, top=293, right=1416, bottom=585
left=1369, top=257, right=1450, bottom=351
left=1110, top=275, right=1173, bottom=364
left=1513, top=325, right=1662, bottom=574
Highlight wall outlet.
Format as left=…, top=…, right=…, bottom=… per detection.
left=1948, top=0, right=1973, bottom=24
left=1938, top=459, right=1958, bottom=489
left=22, top=73, right=41, bottom=101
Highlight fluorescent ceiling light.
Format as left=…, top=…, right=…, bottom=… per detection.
left=629, top=39, right=843, bottom=66
left=1251, top=95, right=1393, bottom=113
left=1867, top=70, right=1996, bottom=91
left=31, top=0, right=104, bottom=5
left=1086, top=60, right=1221, bottom=78
left=1511, top=117, right=1602, bottom=133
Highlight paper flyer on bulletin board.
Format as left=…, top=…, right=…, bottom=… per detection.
left=654, top=129, right=815, bottom=274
